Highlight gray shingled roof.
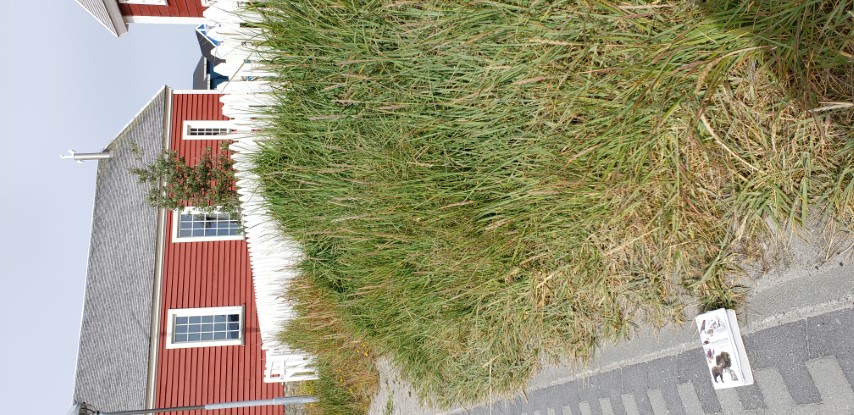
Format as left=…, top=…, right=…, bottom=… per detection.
left=76, top=0, right=127, bottom=37
left=73, top=87, right=168, bottom=411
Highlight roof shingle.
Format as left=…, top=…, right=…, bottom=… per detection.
left=73, top=88, right=168, bottom=411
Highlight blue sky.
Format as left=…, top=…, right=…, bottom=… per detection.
left=0, top=2, right=200, bottom=414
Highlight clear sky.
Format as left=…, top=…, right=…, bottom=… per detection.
left=0, top=2, right=200, bottom=414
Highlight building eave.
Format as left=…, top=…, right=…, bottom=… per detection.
left=77, top=0, right=128, bottom=37
left=144, top=86, right=172, bottom=412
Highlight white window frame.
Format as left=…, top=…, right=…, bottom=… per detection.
left=165, top=306, right=245, bottom=349
left=182, top=120, right=235, bottom=140
left=201, top=1, right=249, bottom=7
left=173, top=207, right=244, bottom=243
left=119, top=0, right=168, bottom=5
left=123, top=16, right=206, bottom=24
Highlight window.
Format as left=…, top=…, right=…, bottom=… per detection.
left=118, top=0, right=168, bottom=4
left=166, top=306, right=244, bottom=349
left=173, top=207, right=243, bottom=242
left=182, top=120, right=236, bottom=140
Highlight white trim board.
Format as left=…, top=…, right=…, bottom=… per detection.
left=124, top=15, right=207, bottom=24
left=172, top=90, right=222, bottom=95
left=172, top=207, right=244, bottom=243
left=182, top=120, right=235, bottom=140
left=145, top=87, right=173, bottom=413
left=118, top=0, right=167, bottom=4
left=164, top=306, right=245, bottom=349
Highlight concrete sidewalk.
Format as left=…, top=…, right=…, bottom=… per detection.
left=369, top=231, right=853, bottom=415
left=463, top=308, right=854, bottom=415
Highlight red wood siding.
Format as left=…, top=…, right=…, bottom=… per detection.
left=120, top=1, right=205, bottom=18
left=156, top=93, right=282, bottom=415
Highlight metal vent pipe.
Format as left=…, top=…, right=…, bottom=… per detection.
left=60, top=150, right=112, bottom=163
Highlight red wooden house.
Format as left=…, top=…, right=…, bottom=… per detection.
left=76, top=0, right=208, bottom=36
left=71, top=87, right=311, bottom=415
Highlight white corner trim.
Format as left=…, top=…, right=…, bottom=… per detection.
left=123, top=15, right=207, bottom=25
left=118, top=0, right=167, bottom=4
left=172, top=89, right=223, bottom=95
left=165, top=306, right=245, bottom=349
left=172, top=207, right=245, bottom=243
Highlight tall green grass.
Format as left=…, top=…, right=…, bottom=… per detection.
left=246, top=0, right=853, bottom=409
left=280, top=278, right=378, bottom=414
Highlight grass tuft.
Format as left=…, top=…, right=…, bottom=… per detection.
left=279, top=276, right=379, bottom=414
left=245, top=0, right=853, bottom=410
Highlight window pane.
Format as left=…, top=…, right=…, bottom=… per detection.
left=177, top=209, right=241, bottom=239
left=172, top=310, right=241, bottom=345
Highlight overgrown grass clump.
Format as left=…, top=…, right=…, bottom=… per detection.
left=247, top=0, right=853, bottom=409
left=280, top=278, right=378, bottom=414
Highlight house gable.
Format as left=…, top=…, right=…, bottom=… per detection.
left=73, top=87, right=297, bottom=413
left=73, top=87, right=169, bottom=411
left=77, top=0, right=207, bottom=36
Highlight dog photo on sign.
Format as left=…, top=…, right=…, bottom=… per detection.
left=711, top=351, right=732, bottom=383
